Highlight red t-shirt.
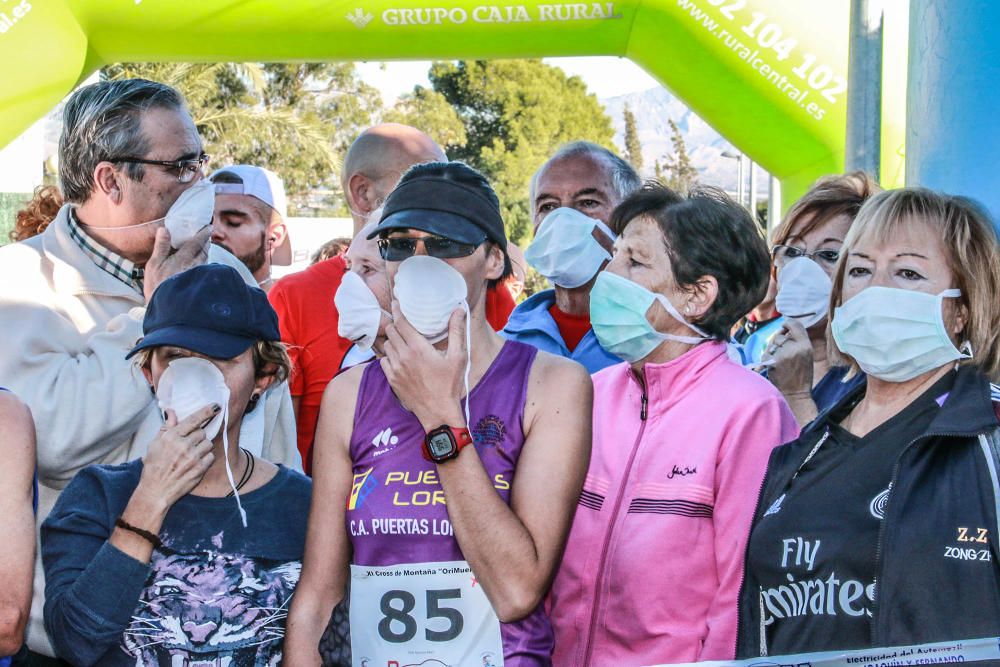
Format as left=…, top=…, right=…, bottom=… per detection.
left=486, top=283, right=515, bottom=332
left=268, top=257, right=353, bottom=473
left=549, top=303, right=591, bottom=352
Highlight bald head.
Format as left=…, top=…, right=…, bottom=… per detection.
left=342, top=123, right=446, bottom=233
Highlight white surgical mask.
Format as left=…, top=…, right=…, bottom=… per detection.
left=156, top=357, right=247, bottom=527
left=831, top=286, right=971, bottom=383
left=590, top=271, right=710, bottom=363
left=775, top=256, right=834, bottom=329
left=335, top=271, right=389, bottom=350
left=525, top=207, right=615, bottom=288
left=392, top=255, right=474, bottom=427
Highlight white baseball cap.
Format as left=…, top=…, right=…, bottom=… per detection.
left=211, top=165, right=288, bottom=219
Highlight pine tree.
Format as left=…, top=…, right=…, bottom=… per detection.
left=425, top=60, right=615, bottom=244
left=102, top=62, right=382, bottom=215
left=663, top=119, right=698, bottom=194
left=623, top=104, right=643, bottom=171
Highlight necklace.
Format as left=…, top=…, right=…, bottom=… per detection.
left=227, top=448, right=255, bottom=497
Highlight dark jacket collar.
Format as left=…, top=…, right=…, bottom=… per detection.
left=809, top=365, right=999, bottom=442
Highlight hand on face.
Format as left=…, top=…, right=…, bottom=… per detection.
left=136, top=404, right=217, bottom=511
left=761, top=319, right=814, bottom=397
left=143, top=225, right=210, bottom=302
left=380, top=301, right=468, bottom=431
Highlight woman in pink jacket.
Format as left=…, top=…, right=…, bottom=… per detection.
left=548, top=184, right=800, bottom=666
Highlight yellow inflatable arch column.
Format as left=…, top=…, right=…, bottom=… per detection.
left=0, top=0, right=904, bottom=208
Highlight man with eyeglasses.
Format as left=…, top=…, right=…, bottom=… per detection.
left=0, top=78, right=300, bottom=661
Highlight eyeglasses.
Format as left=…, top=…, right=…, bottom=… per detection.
left=378, top=236, right=485, bottom=262
left=772, top=244, right=841, bottom=267
left=106, top=152, right=210, bottom=184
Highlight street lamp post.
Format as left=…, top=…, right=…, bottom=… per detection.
left=721, top=150, right=744, bottom=208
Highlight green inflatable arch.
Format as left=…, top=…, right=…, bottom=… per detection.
left=0, top=0, right=906, bottom=205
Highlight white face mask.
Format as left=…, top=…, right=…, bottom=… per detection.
left=77, top=179, right=215, bottom=242
left=775, top=256, right=834, bottom=329
left=156, top=357, right=247, bottom=527
left=392, top=255, right=474, bottom=428
left=335, top=271, right=390, bottom=350
left=831, top=286, right=971, bottom=383
left=525, top=207, right=615, bottom=289
left=393, top=255, right=469, bottom=343
left=164, top=180, right=216, bottom=248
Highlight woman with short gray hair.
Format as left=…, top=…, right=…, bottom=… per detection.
left=549, top=183, right=799, bottom=665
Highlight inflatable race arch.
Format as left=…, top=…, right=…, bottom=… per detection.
left=0, top=0, right=906, bottom=205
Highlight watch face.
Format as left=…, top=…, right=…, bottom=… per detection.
left=428, top=432, right=455, bottom=459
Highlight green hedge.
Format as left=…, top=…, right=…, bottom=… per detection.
left=0, top=192, right=31, bottom=246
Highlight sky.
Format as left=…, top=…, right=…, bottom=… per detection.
left=355, top=56, right=663, bottom=104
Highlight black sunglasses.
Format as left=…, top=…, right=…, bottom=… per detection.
left=378, top=235, right=485, bottom=261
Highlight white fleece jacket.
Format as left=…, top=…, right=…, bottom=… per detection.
left=0, top=205, right=302, bottom=656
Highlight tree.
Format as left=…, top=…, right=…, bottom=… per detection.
left=384, top=87, right=467, bottom=151
left=102, top=62, right=382, bottom=215
left=661, top=119, right=698, bottom=194
left=653, top=159, right=666, bottom=183
left=623, top=104, right=643, bottom=171
left=423, top=60, right=616, bottom=244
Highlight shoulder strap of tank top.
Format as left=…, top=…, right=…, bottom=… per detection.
left=495, top=341, right=537, bottom=440
left=352, top=361, right=389, bottom=430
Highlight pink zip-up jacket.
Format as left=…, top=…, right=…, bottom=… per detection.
left=549, top=341, right=799, bottom=666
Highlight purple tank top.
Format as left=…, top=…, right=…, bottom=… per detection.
left=347, top=340, right=552, bottom=666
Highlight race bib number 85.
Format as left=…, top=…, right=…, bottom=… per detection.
left=350, top=561, right=504, bottom=666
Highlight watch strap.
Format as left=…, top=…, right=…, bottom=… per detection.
left=423, top=425, right=473, bottom=462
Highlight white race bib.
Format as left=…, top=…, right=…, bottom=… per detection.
left=350, top=560, right=504, bottom=667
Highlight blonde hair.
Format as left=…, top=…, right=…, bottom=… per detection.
left=134, top=340, right=292, bottom=384
left=828, top=187, right=1000, bottom=379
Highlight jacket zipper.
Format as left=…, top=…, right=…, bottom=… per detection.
left=734, top=473, right=770, bottom=657
left=734, top=429, right=831, bottom=657
left=581, top=377, right=648, bottom=667
left=868, top=429, right=970, bottom=646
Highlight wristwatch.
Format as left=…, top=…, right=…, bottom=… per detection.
left=423, top=425, right=474, bottom=463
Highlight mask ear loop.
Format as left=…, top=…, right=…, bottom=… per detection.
left=940, top=289, right=973, bottom=362
left=654, top=294, right=712, bottom=343
left=221, top=402, right=248, bottom=528
left=77, top=215, right=166, bottom=231
left=461, top=300, right=472, bottom=430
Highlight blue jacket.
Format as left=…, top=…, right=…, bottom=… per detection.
left=501, top=289, right=620, bottom=374
left=734, top=315, right=785, bottom=366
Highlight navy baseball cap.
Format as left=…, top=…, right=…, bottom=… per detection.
left=367, top=163, right=507, bottom=247
left=126, top=264, right=280, bottom=360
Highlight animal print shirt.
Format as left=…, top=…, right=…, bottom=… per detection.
left=41, top=459, right=311, bottom=666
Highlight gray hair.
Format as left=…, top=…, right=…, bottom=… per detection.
left=530, top=141, right=641, bottom=205
left=59, top=78, right=186, bottom=203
